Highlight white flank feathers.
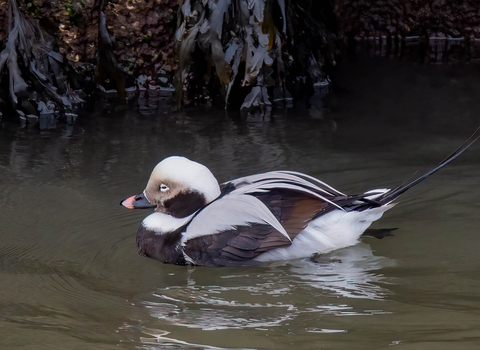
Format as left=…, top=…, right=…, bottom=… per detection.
left=254, top=205, right=394, bottom=262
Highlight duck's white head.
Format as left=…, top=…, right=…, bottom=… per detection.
left=121, top=156, right=221, bottom=217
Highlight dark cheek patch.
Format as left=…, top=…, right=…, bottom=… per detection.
left=163, top=191, right=206, bottom=217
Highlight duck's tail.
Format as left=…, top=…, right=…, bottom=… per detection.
left=364, top=126, right=480, bottom=207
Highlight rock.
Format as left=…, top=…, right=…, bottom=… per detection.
left=39, top=114, right=57, bottom=130
left=65, top=112, right=77, bottom=124
left=26, top=114, right=39, bottom=124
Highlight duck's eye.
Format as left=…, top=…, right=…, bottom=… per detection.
left=160, top=184, right=169, bottom=192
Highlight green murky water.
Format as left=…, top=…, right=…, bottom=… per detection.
left=1, top=59, right=480, bottom=349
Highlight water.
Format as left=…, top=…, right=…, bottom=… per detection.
left=1, top=58, right=480, bottom=349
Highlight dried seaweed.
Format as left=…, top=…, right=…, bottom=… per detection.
left=174, top=0, right=336, bottom=110
left=96, top=3, right=126, bottom=101
left=0, top=0, right=83, bottom=122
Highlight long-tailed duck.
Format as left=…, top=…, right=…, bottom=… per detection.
left=121, top=129, right=479, bottom=267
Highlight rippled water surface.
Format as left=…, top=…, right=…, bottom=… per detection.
left=1, top=59, right=480, bottom=349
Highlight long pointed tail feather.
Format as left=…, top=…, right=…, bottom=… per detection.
left=374, top=126, right=480, bottom=205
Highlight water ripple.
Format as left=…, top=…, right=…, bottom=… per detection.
left=135, top=243, right=394, bottom=334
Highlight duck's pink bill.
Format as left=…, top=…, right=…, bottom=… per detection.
left=120, top=192, right=155, bottom=209
left=121, top=195, right=136, bottom=209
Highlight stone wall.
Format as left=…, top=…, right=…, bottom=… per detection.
left=335, top=0, right=480, bottom=40
left=334, top=0, right=480, bottom=61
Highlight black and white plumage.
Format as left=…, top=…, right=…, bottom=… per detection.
left=121, top=129, right=480, bottom=267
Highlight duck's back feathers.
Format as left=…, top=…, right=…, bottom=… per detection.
left=227, top=171, right=346, bottom=211
left=227, top=171, right=346, bottom=197
left=181, top=173, right=354, bottom=266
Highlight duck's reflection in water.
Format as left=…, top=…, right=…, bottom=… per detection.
left=135, top=243, right=394, bottom=340
left=290, top=242, right=395, bottom=300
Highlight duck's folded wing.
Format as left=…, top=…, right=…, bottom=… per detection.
left=223, top=171, right=352, bottom=240
left=252, top=189, right=333, bottom=240
left=183, top=223, right=292, bottom=266
left=181, top=194, right=293, bottom=266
